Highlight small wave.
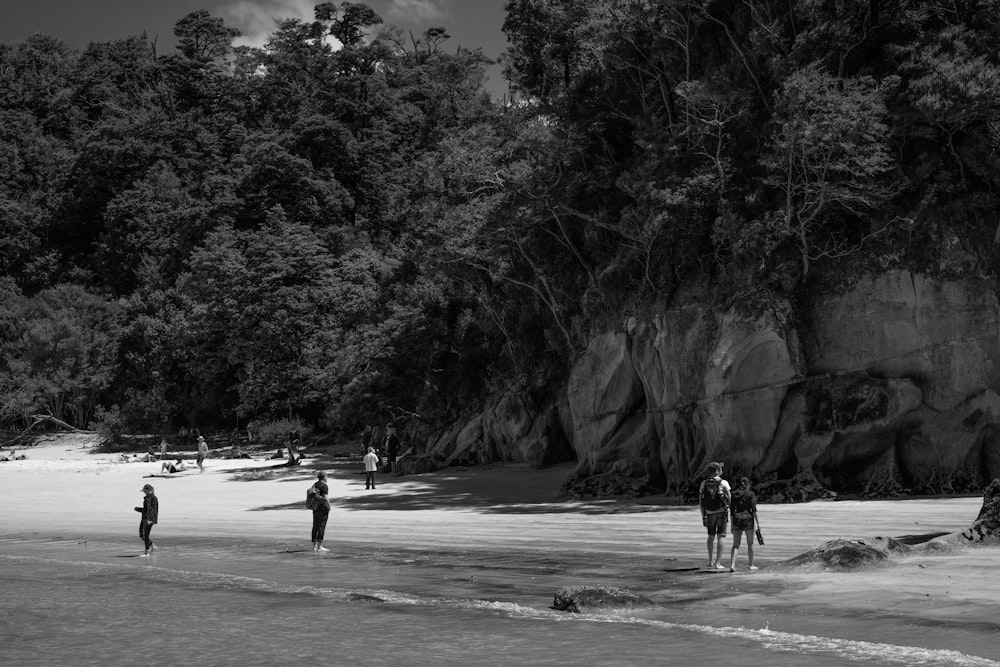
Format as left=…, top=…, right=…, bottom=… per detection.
left=590, top=616, right=999, bottom=667
left=4, top=553, right=996, bottom=667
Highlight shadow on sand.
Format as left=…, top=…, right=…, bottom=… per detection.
left=244, top=459, right=690, bottom=516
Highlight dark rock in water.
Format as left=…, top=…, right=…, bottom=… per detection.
left=346, top=593, right=385, bottom=604
left=552, top=586, right=654, bottom=613
left=962, top=478, right=1000, bottom=543
left=780, top=537, right=909, bottom=571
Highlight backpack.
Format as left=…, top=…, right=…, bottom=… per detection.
left=731, top=490, right=754, bottom=524
left=305, top=485, right=317, bottom=510
left=701, top=477, right=727, bottom=511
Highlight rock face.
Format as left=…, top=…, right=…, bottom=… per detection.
left=961, top=478, right=1000, bottom=543
left=418, top=269, right=1000, bottom=499
left=551, top=586, right=654, bottom=613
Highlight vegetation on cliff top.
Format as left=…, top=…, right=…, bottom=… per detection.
left=2, top=1, right=1000, bottom=437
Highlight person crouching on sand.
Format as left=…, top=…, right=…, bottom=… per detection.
left=135, top=483, right=159, bottom=556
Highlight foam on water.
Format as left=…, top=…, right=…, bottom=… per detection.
left=2, top=551, right=997, bottom=667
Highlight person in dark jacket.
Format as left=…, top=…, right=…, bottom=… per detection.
left=311, top=472, right=330, bottom=552
left=384, top=424, right=400, bottom=473
left=135, top=483, right=159, bottom=556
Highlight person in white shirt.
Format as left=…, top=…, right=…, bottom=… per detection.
left=363, top=447, right=380, bottom=490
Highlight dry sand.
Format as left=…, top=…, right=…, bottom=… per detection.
left=2, top=435, right=999, bottom=659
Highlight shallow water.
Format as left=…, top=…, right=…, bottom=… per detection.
left=2, top=538, right=997, bottom=667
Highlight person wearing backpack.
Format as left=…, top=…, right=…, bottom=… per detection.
left=310, top=471, right=331, bottom=552
left=699, top=461, right=731, bottom=569
left=728, top=476, right=759, bottom=572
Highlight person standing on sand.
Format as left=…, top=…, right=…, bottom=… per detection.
left=728, top=476, right=759, bottom=572
left=159, top=438, right=167, bottom=460
left=699, top=461, right=731, bottom=569
left=363, top=447, right=380, bottom=490
left=384, top=424, right=400, bottom=474
left=135, top=483, right=159, bottom=556
left=311, top=471, right=331, bottom=552
left=196, top=436, right=209, bottom=473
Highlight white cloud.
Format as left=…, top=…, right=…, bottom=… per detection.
left=220, top=0, right=316, bottom=49
left=383, top=0, right=451, bottom=25
left=218, top=0, right=454, bottom=49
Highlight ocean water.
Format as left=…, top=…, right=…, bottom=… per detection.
left=2, top=539, right=998, bottom=667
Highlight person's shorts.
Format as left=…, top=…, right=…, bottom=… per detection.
left=732, top=517, right=754, bottom=533
left=196, top=455, right=205, bottom=465
left=705, top=512, right=728, bottom=536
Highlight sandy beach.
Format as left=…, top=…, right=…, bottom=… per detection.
left=2, top=436, right=999, bottom=666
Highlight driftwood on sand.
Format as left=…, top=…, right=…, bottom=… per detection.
left=4, top=414, right=88, bottom=448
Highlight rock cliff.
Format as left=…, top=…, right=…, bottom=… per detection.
left=419, top=270, right=1000, bottom=498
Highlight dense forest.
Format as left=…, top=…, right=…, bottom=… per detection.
left=2, top=0, right=1000, bottom=444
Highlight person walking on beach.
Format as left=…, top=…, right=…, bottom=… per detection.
left=728, top=476, right=759, bottom=572
left=135, top=483, right=159, bottom=556
left=196, top=436, right=209, bottom=473
left=311, top=471, right=331, bottom=552
left=363, top=447, right=380, bottom=489
left=159, top=438, right=167, bottom=460
left=699, top=461, right=731, bottom=569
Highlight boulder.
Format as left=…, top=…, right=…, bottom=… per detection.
left=961, top=478, right=1000, bottom=543
left=551, top=586, right=654, bottom=613
left=780, top=537, right=907, bottom=571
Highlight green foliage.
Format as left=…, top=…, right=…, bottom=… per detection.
left=0, top=285, right=123, bottom=428
left=248, top=417, right=310, bottom=448
left=2, top=0, right=1000, bottom=440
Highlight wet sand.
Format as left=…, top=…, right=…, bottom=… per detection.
left=2, top=436, right=999, bottom=662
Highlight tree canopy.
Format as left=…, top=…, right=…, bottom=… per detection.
left=2, top=1, right=998, bottom=434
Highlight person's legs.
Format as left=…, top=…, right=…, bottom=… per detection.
left=140, top=522, right=153, bottom=554
left=714, top=517, right=727, bottom=568
left=315, top=512, right=329, bottom=551
left=705, top=513, right=727, bottom=567
left=730, top=529, right=744, bottom=571
left=747, top=529, right=756, bottom=569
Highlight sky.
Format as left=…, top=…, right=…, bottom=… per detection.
left=0, top=0, right=511, bottom=94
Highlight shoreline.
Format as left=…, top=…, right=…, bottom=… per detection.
left=2, top=439, right=999, bottom=662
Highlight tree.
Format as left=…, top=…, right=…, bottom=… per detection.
left=0, top=285, right=122, bottom=428
left=760, top=64, right=897, bottom=278
left=174, top=10, right=241, bottom=62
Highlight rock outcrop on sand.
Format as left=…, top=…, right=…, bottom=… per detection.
left=551, top=586, right=654, bottom=613
left=961, top=478, right=1000, bottom=543
left=782, top=480, right=1000, bottom=570
left=414, top=269, right=1000, bottom=499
